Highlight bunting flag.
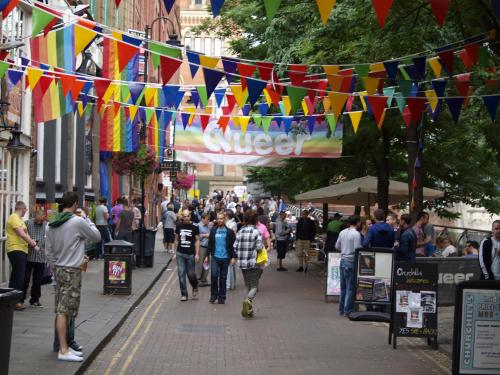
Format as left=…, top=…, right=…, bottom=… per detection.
left=26, top=67, right=43, bottom=90
left=431, top=78, right=447, bottom=97
left=282, top=116, right=293, bottom=134
left=246, top=77, right=267, bottom=106
left=307, top=116, right=315, bottom=134
left=325, top=113, right=335, bottom=133
left=383, top=60, right=399, bottom=82
left=493, top=0, right=500, bottom=19
left=253, top=114, right=262, bottom=127
left=316, top=0, right=336, bottom=25
left=445, top=97, right=464, bottom=123
left=202, top=67, right=225, bottom=100
left=239, top=116, right=250, bottom=134
left=429, top=0, right=452, bottom=27
left=264, top=0, right=282, bottom=20
left=287, top=86, right=307, bottom=114
left=328, top=92, right=349, bottom=121
left=222, top=58, right=238, bottom=83
left=196, top=86, right=208, bottom=108
left=230, top=85, right=248, bottom=108
left=218, top=115, right=230, bottom=133
left=74, top=24, right=97, bottom=56
left=406, top=97, right=427, bottom=125
left=483, top=95, right=500, bottom=121
left=428, top=56, right=442, bottom=77
left=425, top=90, right=439, bottom=112
left=210, top=0, right=225, bottom=17
left=186, top=50, right=201, bottom=78
left=160, top=55, right=182, bottom=85
left=115, top=0, right=122, bottom=8
left=262, top=116, right=273, bottom=134
left=348, top=111, right=363, bottom=134
left=163, top=0, right=176, bottom=13
left=464, top=43, right=479, bottom=66
left=0, top=61, right=9, bottom=78
left=437, top=49, right=454, bottom=76
left=199, top=55, right=220, bottom=69
left=366, top=95, right=387, bottom=125
left=371, top=0, right=394, bottom=28
left=199, top=113, right=211, bottom=131
left=31, top=7, right=56, bottom=37
left=117, top=40, right=139, bottom=73
left=7, top=69, right=22, bottom=86
left=129, top=82, right=144, bottom=104
left=150, top=41, right=181, bottom=69
left=237, top=62, right=257, bottom=90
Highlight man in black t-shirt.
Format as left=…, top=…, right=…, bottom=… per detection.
left=174, top=209, right=200, bottom=301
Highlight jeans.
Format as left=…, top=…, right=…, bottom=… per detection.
left=97, top=225, right=111, bottom=258
left=8, top=251, right=27, bottom=303
left=53, top=316, right=77, bottom=352
left=22, top=261, right=44, bottom=304
left=339, top=259, right=355, bottom=316
left=176, top=252, right=198, bottom=297
left=210, top=258, right=229, bottom=302
left=226, top=264, right=236, bottom=289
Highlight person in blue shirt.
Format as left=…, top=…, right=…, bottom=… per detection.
left=207, top=213, right=236, bottom=304
left=362, top=209, right=395, bottom=249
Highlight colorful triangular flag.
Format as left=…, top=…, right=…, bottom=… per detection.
left=348, top=111, right=363, bottom=134
left=429, top=0, right=452, bottom=27
left=371, top=0, right=394, bottom=28
left=315, top=0, right=336, bottom=25
left=264, top=0, right=282, bottom=20
left=482, top=95, right=500, bottom=121
left=445, top=97, right=464, bottom=123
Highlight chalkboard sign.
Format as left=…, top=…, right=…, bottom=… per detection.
left=389, top=262, right=438, bottom=349
left=452, top=280, right=500, bottom=375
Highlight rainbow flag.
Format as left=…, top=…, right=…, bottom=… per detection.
left=30, top=25, right=75, bottom=123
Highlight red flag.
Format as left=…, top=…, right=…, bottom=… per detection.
left=199, top=114, right=211, bottom=131
left=402, top=106, right=412, bottom=128
left=70, top=80, right=86, bottom=101
left=428, top=0, right=452, bottom=27
left=289, top=64, right=308, bottom=86
left=38, top=75, right=53, bottom=96
left=113, top=102, right=121, bottom=117
left=366, top=95, right=387, bottom=125
left=60, top=74, right=77, bottom=97
left=2, top=0, right=21, bottom=19
left=94, top=78, right=112, bottom=99
left=217, top=115, right=230, bottom=133
left=256, top=62, right=275, bottom=81
left=237, top=62, right=257, bottom=90
left=117, top=40, right=139, bottom=73
left=115, top=0, right=122, bottom=7
left=406, top=97, right=427, bottom=125
left=458, top=50, right=471, bottom=70
left=266, top=83, right=282, bottom=106
left=464, top=43, right=479, bottom=66
left=371, top=0, right=394, bottom=28
left=226, top=94, right=237, bottom=112
left=437, top=50, right=454, bottom=75
left=160, top=55, right=182, bottom=85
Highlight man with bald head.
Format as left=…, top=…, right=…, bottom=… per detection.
left=174, top=208, right=200, bottom=301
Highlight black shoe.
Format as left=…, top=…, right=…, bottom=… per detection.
left=30, top=301, right=43, bottom=307
left=198, top=282, right=210, bottom=287
left=218, top=299, right=225, bottom=304
left=209, top=298, right=216, bottom=304
left=277, top=267, right=288, bottom=272
left=296, top=267, right=304, bottom=272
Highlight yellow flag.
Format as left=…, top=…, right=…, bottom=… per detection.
left=301, top=99, right=309, bottom=115
left=205, top=105, right=213, bottom=114
left=322, top=96, right=331, bottom=112
left=328, top=92, right=348, bottom=121
left=425, top=90, right=439, bottom=112
left=322, top=65, right=340, bottom=75
left=186, top=107, right=196, bottom=125
left=428, top=57, right=442, bottom=78
left=77, top=102, right=85, bottom=117
left=27, top=67, right=43, bottom=90
left=112, top=31, right=122, bottom=41
left=315, top=0, right=336, bottom=25
left=240, top=116, right=250, bottom=134
left=263, top=89, right=273, bottom=106
left=362, top=77, right=379, bottom=95
left=359, top=91, right=368, bottom=111
left=144, top=87, right=157, bottom=106
left=348, top=111, right=362, bottom=134
left=74, top=25, right=97, bottom=56
left=129, top=105, right=138, bottom=121
left=232, top=116, right=241, bottom=128
left=370, top=62, right=385, bottom=72
left=282, top=96, right=292, bottom=116
left=230, top=85, right=248, bottom=108
left=47, top=31, right=57, bottom=67
left=199, top=55, right=220, bottom=69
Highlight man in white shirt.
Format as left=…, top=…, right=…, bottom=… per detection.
left=335, top=215, right=362, bottom=317
left=479, top=220, right=500, bottom=280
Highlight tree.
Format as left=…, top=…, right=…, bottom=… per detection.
left=195, top=0, right=500, bottom=217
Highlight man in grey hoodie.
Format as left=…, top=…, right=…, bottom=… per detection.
left=45, top=192, right=101, bottom=362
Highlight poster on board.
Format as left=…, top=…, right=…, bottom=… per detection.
left=326, top=253, right=341, bottom=296
left=457, top=288, right=500, bottom=374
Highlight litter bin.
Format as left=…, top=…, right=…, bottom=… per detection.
left=103, top=240, right=134, bottom=295
left=0, top=288, right=23, bottom=375
left=133, top=228, right=157, bottom=268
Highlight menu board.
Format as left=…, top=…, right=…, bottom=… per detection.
left=326, top=253, right=341, bottom=296
left=355, top=251, right=393, bottom=303
left=392, top=262, right=438, bottom=339
left=454, top=285, right=500, bottom=375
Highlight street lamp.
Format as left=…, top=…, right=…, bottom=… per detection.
left=0, top=102, right=30, bottom=158
left=137, top=17, right=183, bottom=268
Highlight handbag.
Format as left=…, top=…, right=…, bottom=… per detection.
left=256, top=247, right=268, bottom=266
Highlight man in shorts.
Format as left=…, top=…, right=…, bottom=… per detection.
left=295, top=210, right=316, bottom=272
left=46, top=192, right=101, bottom=362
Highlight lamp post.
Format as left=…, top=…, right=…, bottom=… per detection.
left=0, top=102, right=31, bottom=158
left=137, top=17, right=182, bottom=268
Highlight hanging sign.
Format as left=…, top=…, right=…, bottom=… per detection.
left=174, top=117, right=342, bottom=166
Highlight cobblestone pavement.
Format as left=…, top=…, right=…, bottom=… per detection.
left=85, top=257, right=452, bottom=375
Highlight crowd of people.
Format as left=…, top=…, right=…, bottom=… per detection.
left=5, top=191, right=499, bottom=362
left=329, top=209, right=500, bottom=317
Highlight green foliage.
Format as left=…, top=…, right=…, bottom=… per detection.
left=194, top=0, right=500, bottom=216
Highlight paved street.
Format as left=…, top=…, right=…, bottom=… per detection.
left=85, top=256, right=452, bottom=375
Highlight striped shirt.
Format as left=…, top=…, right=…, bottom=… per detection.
left=234, top=225, right=262, bottom=269
left=25, top=219, right=47, bottom=263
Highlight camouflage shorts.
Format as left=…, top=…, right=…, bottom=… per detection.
left=54, top=267, right=82, bottom=317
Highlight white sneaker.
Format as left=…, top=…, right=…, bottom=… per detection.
left=58, top=351, right=83, bottom=362
left=69, top=347, right=83, bottom=357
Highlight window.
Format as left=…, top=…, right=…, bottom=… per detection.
left=214, top=165, right=224, bottom=176
left=194, top=0, right=203, bottom=5
left=204, top=38, right=212, bottom=55
left=194, top=37, right=202, bottom=52
left=214, top=38, right=222, bottom=56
